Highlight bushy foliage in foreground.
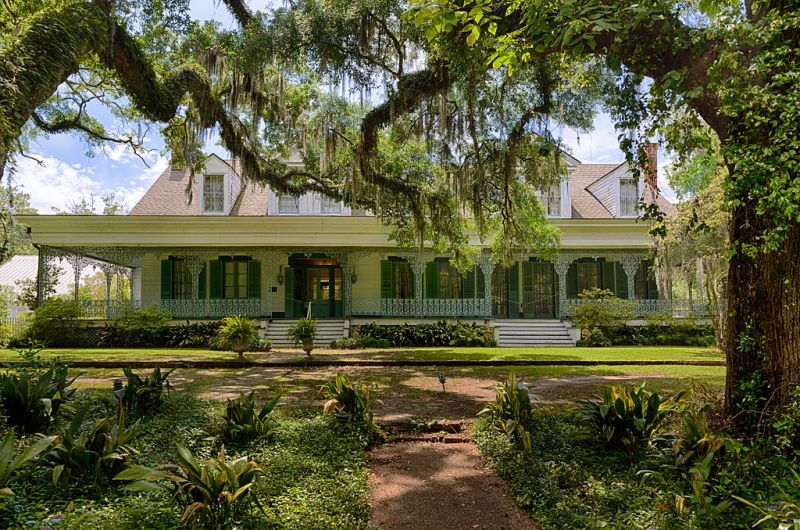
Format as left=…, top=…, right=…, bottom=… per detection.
left=475, top=409, right=800, bottom=529
left=0, top=396, right=371, bottom=529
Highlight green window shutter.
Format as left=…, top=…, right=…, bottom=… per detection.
left=247, top=260, right=261, bottom=299
left=508, top=262, right=520, bottom=317
left=160, top=260, right=173, bottom=300
left=284, top=267, right=294, bottom=317
left=198, top=263, right=207, bottom=300
left=425, top=262, right=439, bottom=299
left=614, top=263, right=628, bottom=299
left=476, top=267, right=486, bottom=299
left=209, top=260, right=224, bottom=299
left=566, top=263, right=578, bottom=299
left=463, top=268, right=475, bottom=299
left=380, top=260, right=394, bottom=299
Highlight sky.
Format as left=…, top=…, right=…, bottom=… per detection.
left=8, top=0, right=676, bottom=214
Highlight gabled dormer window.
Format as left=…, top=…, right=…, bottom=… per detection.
left=544, top=183, right=561, bottom=216
left=277, top=194, right=299, bottom=214
left=203, top=174, right=224, bottom=213
left=321, top=195, right=343, bottom=215
left=620, top=177, right=638, bottom=217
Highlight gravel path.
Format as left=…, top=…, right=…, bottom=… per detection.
left=369, top=440, right=536, bottom=529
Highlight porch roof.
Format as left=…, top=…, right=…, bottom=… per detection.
left=19, top=215, right=655, bottom=250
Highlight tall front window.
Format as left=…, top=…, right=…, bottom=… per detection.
left=577, top=262, right=601, bottom=293
left=544, top=183, right=561, bottom=216
left=321, top=195, right=343, bottom=215
left=172, top=259, right=192, bottom=299
left=224, top=261, right=248, bottom=298
left=393, top=261, right=414, bottom=298
left=278, top=194, right=299, bottom=214
left=436, top=262, right=462, bottom=299
left=620, top=178, right=638, bottom=217
left=203, top=174, right=224, bottom=213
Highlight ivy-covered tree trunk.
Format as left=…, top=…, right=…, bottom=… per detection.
left=724, top=200, right=800, bottom=424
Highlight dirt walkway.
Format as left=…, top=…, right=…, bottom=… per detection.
left=369, top=439, right=535, bottom=529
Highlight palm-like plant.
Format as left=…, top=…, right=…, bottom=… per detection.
left=0, top=428, right=54, bottom=500
left=479, top=371, right=534, bottom=451
left=221, top=391, right=279, bottom=443
left=321, top=372, right=378, bottom=423
left=44, top=406, right=140, bottom=486
left=0, top=363, right=78, bottom=433
left=580, top=383, right=685, bottom=448
left=286, top=318, right=317, bottom=356
left=214, top=315, right=260, bottom=360
left=171, top=446, right=262, bottom=528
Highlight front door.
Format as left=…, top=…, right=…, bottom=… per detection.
left=522, top=261, right=555, bottom=318
left=306, top=267, right=342, bottom=318
left=285, top=255, right=343, bottom=318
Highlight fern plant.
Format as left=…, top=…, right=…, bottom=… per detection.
left=479, top=371, right=534, bottom=452
left=213, top=315, right=259, bottom=359
left=221, top=391, right=279, bottom=443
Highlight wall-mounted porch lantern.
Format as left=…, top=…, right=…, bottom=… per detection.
left=277, top=265, right=284, bottom=286
left=350, top=268, right=357, bottom=284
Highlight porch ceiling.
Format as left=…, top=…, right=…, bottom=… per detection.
left=18, top=215, right=654, bottom=249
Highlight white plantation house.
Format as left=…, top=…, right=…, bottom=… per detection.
left=20, top=144, right=696, bottom=346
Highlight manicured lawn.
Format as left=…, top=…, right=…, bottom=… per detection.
left=0, top=345, right=723, bottom=363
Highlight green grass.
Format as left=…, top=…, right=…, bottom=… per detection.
left=0, top=345, right=723, bottom=364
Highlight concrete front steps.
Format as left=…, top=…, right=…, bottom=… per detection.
left=262, top=319, right=346, bottom=348
left=495, top=319, right=576, bottom=347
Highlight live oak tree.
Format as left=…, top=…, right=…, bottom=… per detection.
left=411, top=0, right=800, bottom=424
left=0, top=0, right=602, bottom=268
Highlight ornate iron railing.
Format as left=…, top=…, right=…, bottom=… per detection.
left=559, top=298, right=715, bottom=318
left=351, top=298, right=491, bottom=318
left=76, top=299, right=142, bottom=319
left=159, top=298, right=266, bottom=319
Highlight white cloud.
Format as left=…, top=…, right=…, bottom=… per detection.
left=11, top=153, right=169, bottom=213
left=13, top=155, right=104, bottom=213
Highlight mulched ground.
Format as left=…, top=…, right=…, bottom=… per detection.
left=369, top=439, right=536, bottom=530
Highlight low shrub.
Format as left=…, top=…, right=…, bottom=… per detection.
left=221, top=391, right=279, bottom=443
left=0, top=363, right=77, bottom=433
left=577, top=323, right=716, bottom=347
left=321, top=372, right=378, bottom=424
left=353, top=321, right=495, bottom=347
left=580, top=383, right=686, bottom=449
left=119, top=366, right=174, bottom=413
left=329, top=336, right=391, bottom=349
left=572, top=288, right=635, bottom=342
left=44, top=406, right=140, bottom=487
left=251, top=336, right=272, bottom=352
left=166, top=321, right=222, bottom=348
left=26, top=299, right=82, bottom=346
left=98, top=306, right=172, bottom=347
left=479, top=371, right=534, bottom=451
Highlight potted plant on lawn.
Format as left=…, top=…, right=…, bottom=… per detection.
left=214, top=315, right=259, bottom=361
left=286, top=318, right=317, bottom=357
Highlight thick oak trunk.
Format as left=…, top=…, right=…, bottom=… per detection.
left=724, top=202, right=800, bottom=427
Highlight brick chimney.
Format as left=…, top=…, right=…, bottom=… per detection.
left=643, top=142, right=658, bottom=189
